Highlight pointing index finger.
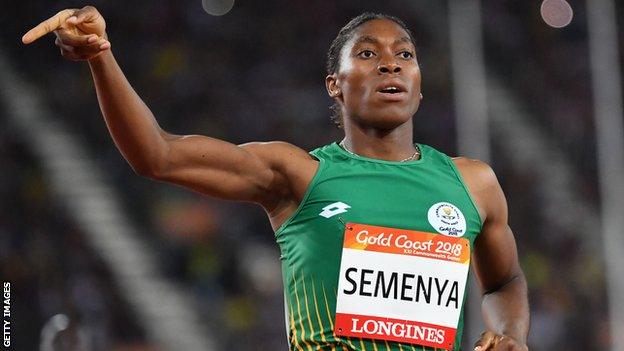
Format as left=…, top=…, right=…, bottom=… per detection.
left=22, top=9, right=76, bottom=44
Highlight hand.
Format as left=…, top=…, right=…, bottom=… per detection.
left=474, top=330, right=528, bottom=351
left=22, top=6, right=111, bottom=61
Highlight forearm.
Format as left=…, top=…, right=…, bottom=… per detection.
left=88, top=49, right=168, bottom=175
left=481, top=272, right=530, bottom=345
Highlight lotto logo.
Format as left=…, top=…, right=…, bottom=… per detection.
left=319, top=202, right=351, bottom=218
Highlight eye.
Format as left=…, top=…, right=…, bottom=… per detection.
left=399, top=51, right=414, bottom=59
left=358, top=50, right=376, bottom=59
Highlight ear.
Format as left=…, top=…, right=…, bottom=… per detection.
left=325, top=73, right=341, bottom=99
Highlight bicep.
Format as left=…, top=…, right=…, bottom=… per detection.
left=472, top=220, right=521, bottom=294
left=149, top=133, right=289, bottom=205
left=469, top=165, right=522, bottom=294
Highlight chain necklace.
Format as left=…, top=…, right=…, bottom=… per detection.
left=339, top=140, right=420, bottom=162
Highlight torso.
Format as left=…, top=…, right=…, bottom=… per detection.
left=272, top=142, right=484, bottom=351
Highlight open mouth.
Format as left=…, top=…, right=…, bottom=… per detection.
left=376, top=84, right=408, bottom=101
left=378, top=86, right=404, bottom=94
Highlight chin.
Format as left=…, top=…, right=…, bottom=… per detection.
left=362, top=111, right=413, bottom=130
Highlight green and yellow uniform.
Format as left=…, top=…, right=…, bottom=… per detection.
left=275, top=142, right=482, bottom=351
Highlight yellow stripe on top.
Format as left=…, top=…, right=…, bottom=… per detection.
left=359, top=338, right=367, bottom=351
left=321, top=282, right=338, bottom=351
left=288, top=294, right=304, bottom=351
left=293, top=272, right=314, bottom=351
left=344, top=337, right=358, bottom=350
left=301, top=275, right=321, bottom=349
left=321, top=282, right=335, bottom=331
left=311, top=279, right=329, bottom=343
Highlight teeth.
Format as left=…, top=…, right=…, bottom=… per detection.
left=381, top=86, right=400, bottom=93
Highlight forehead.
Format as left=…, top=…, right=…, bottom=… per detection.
left=348, top=18, right=413, bottom=47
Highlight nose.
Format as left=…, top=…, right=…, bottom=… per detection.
left=377, top=60, right=401, bottom=74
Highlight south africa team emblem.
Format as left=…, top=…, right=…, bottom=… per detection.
left=427, top=202, right=467, bottom=237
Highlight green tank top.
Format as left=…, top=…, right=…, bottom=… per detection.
left=275, top=142, right=482, bottom=351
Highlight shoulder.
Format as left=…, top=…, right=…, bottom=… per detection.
left=239, top=140, right=310, bottom=155
left=239, top=140, right=316, bottom=168
left=451, top=157, right=504, bottom=222
left=451, top=157, right=498, bottom=192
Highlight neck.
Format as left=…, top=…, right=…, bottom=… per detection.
left=341, top=119, right=419, bottom=161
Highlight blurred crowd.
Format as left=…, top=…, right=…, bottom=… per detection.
left=0, top=122, right=150, bottom=350
left=483, top=2, right=611, bottom=349
left=1, top=0, right=617, bottom=350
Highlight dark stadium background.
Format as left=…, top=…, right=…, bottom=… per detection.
left=1, top=0, right=622, bottom=350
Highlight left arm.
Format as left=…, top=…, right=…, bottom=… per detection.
left=454, top=158, right=530, bottom=350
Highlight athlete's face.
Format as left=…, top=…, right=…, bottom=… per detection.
left=326, top=19, right=422, bottom=130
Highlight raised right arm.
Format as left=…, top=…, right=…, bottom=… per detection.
left=22, top=6, right=309, bottom=211
left=87, top=49, right=300, bottom=208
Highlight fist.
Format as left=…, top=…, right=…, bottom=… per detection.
left=474, top=330, right=528, bottom=351
left=22, top=6, right=111, bottom=61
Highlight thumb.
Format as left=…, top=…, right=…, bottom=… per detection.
left=474, top=330, right=496, bottom=351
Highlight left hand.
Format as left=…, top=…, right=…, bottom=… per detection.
left=474, top=330, right=528, bottom=351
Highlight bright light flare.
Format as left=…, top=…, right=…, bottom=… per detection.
left=202, top=0, right=235, bottom=16
left=541, top=0, right=574, bottom=28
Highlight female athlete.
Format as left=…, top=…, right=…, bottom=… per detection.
left=22, top=6, right=529, bottom=351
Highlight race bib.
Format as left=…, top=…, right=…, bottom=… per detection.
left=334, top=223, right=471, bottom=350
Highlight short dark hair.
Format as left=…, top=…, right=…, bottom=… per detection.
left=325, top=13, right=417, bottom=128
